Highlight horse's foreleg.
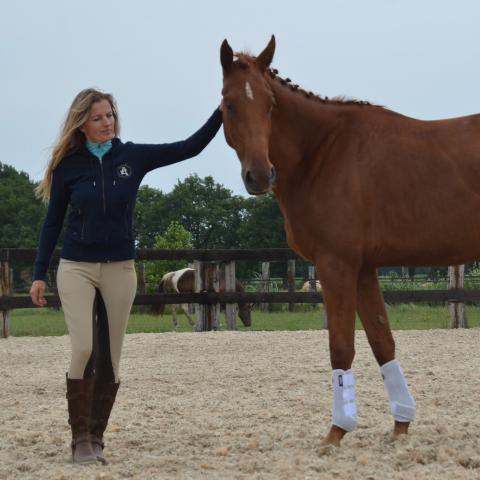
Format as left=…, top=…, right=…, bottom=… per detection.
left=356, top=266, right=415, bottom=437
left=172, top=305, right=178, bottom=330
left=317, top=258, right=358, bottom=447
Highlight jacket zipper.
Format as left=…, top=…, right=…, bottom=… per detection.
left=99, top=161, right=106, bottom=214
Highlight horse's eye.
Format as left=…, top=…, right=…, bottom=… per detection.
left=224, top=101, right=234, bottom=112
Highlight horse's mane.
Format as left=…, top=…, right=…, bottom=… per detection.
left=234, top=53, right=379, bottom=108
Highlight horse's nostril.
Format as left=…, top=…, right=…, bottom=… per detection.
left=243, top=167, right=273, bottom=194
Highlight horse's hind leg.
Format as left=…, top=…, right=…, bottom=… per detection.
left=356, top=266, right=416, bottom=437
left=182, top=304, right=195, bottom=327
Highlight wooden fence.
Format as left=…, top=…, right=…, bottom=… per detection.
left=0, top=248, right=476, bottom=338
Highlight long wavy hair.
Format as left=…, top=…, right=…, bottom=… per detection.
left=35, top=88, right=121, bottom=202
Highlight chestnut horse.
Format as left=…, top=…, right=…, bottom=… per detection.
left=220, top=35, right=480, bottom=446
left=151, top=268, right=252, bottom=328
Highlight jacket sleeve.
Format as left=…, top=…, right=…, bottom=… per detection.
left=33, top=168, right=69, bottom=281
left=137, top=108, right=223, bottom=174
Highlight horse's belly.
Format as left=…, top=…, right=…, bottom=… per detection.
left=369, top=219, right=480, bottom=266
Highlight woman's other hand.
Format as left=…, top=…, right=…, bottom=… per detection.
left=30, top=280, right=47, bottom=307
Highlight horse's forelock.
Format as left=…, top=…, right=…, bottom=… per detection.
left=233, top=53, right=258, bottom=71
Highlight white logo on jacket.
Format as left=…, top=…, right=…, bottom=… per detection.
left=116, top=163, right=132, bottom=178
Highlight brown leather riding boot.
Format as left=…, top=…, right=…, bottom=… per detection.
left=90, top=381, right=120, bottom=464
left=66, top=375, right=97, bottom=464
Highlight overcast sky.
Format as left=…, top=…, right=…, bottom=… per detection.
left=2, top=0, right=479, bottom=196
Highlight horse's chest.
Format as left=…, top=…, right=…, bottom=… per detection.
left=281, top=206, right=318, bottom=262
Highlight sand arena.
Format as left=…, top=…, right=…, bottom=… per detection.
left=1, top=329, right=480, bottom=479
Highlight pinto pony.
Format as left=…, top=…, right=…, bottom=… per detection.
left=151, top=268, right=252, bottom=329
left=300, top=280, right=322, bottom=293
left=220, top=35, right=480, bottom=446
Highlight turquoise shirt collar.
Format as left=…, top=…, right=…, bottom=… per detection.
left=86, top=139, right=112, bottom=161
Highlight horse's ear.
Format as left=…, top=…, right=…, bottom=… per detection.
left=221, top=39, right=234, bottom=73
left=256, top=35, right=276, bottom=71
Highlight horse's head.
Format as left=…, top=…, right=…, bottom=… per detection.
left=238, top=302, right=253, bottom=327
left=221, top=36, right=277, bottom=195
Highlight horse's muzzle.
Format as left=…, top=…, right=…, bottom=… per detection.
left=243, top=165, right=276, bottom=195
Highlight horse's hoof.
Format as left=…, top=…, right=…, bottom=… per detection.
left=320, top=425, right=347, bottom=447
left=393, top=421, right=410, bottom=437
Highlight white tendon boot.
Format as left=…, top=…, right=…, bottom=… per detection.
left=381, top=359, right=416, bottom=422
left=331, top=369, right=357, bottom=432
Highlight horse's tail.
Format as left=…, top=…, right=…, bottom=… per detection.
left=150, top=278, right=167, bottom=316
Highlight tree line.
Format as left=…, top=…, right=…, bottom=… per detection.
left=0, top=162, right=288, bottom=252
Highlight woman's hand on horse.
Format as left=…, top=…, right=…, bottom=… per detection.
left=30, top=280, right=47, bottom=307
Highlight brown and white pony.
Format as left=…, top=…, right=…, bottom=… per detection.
left=151, top=268, right=252, bottom=329
left=219, top=36, right=480, bottom=446
left=300, top=280, right=322, bottom=292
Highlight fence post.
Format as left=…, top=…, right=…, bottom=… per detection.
left=194, top=261, right=220, bottom=331
left=187, top=262, right=194, bottom=316
left=287, top=259, right=296, bottom=312
left=449, top=264, right=466, bottom=328
left=260, top=262, right=270, bottom=313
left=308, top=265, right=316, bottom=291
left=9, top=267, right=14, bottom=294
left=0, top=257, right=11, bottom=338
left=194, top=260, right=205, bottom=331
left=307, top=265, right=319, bottom=312
left=211, top=263, right=220, bottom=330
left=225, top=261, right=237, bottom=330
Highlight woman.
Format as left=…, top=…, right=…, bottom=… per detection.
left=29, top=88, right=222, bottom=465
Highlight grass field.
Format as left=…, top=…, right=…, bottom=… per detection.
left=8, top=303, right=480, bottom=337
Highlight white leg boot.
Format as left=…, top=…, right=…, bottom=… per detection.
left=331, top=369, right=357, bottom=432
left=381, top=359, right=416, bottom=422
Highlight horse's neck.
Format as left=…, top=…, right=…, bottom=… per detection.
left=269, top=80, right=340, bottom=184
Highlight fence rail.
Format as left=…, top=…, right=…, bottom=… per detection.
left=0, top=248, right=474, bottom=337
left=1, top=288, right=477, bottom=311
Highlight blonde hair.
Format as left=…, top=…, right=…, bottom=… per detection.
left=35, top=88, right=120, bottom=202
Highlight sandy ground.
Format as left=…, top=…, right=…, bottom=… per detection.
left=1, top=329, right=480, bottom=480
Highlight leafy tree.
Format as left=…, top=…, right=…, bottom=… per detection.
left=134, top=185, right=168, bottom=248
left=0, top=163, right=46, bottom=248
left=144, top=221, right=193, bottom=292
left=0, top=163, right=47, bottom=290
left=237, top=193, right=287, bottom=248
left=232, top=193, right=287, bottom=280
left=163, top=174, right=247, bottom=248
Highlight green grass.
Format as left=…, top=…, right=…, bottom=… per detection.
left=7, top=303, right=480, bottom=337
left=9, top=308, right=68, bottom=336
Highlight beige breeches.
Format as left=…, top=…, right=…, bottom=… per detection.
left=56, top=259, right=137, bottom=382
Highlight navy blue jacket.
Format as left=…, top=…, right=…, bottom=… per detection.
left=33, top=108, right=222, bottom=281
